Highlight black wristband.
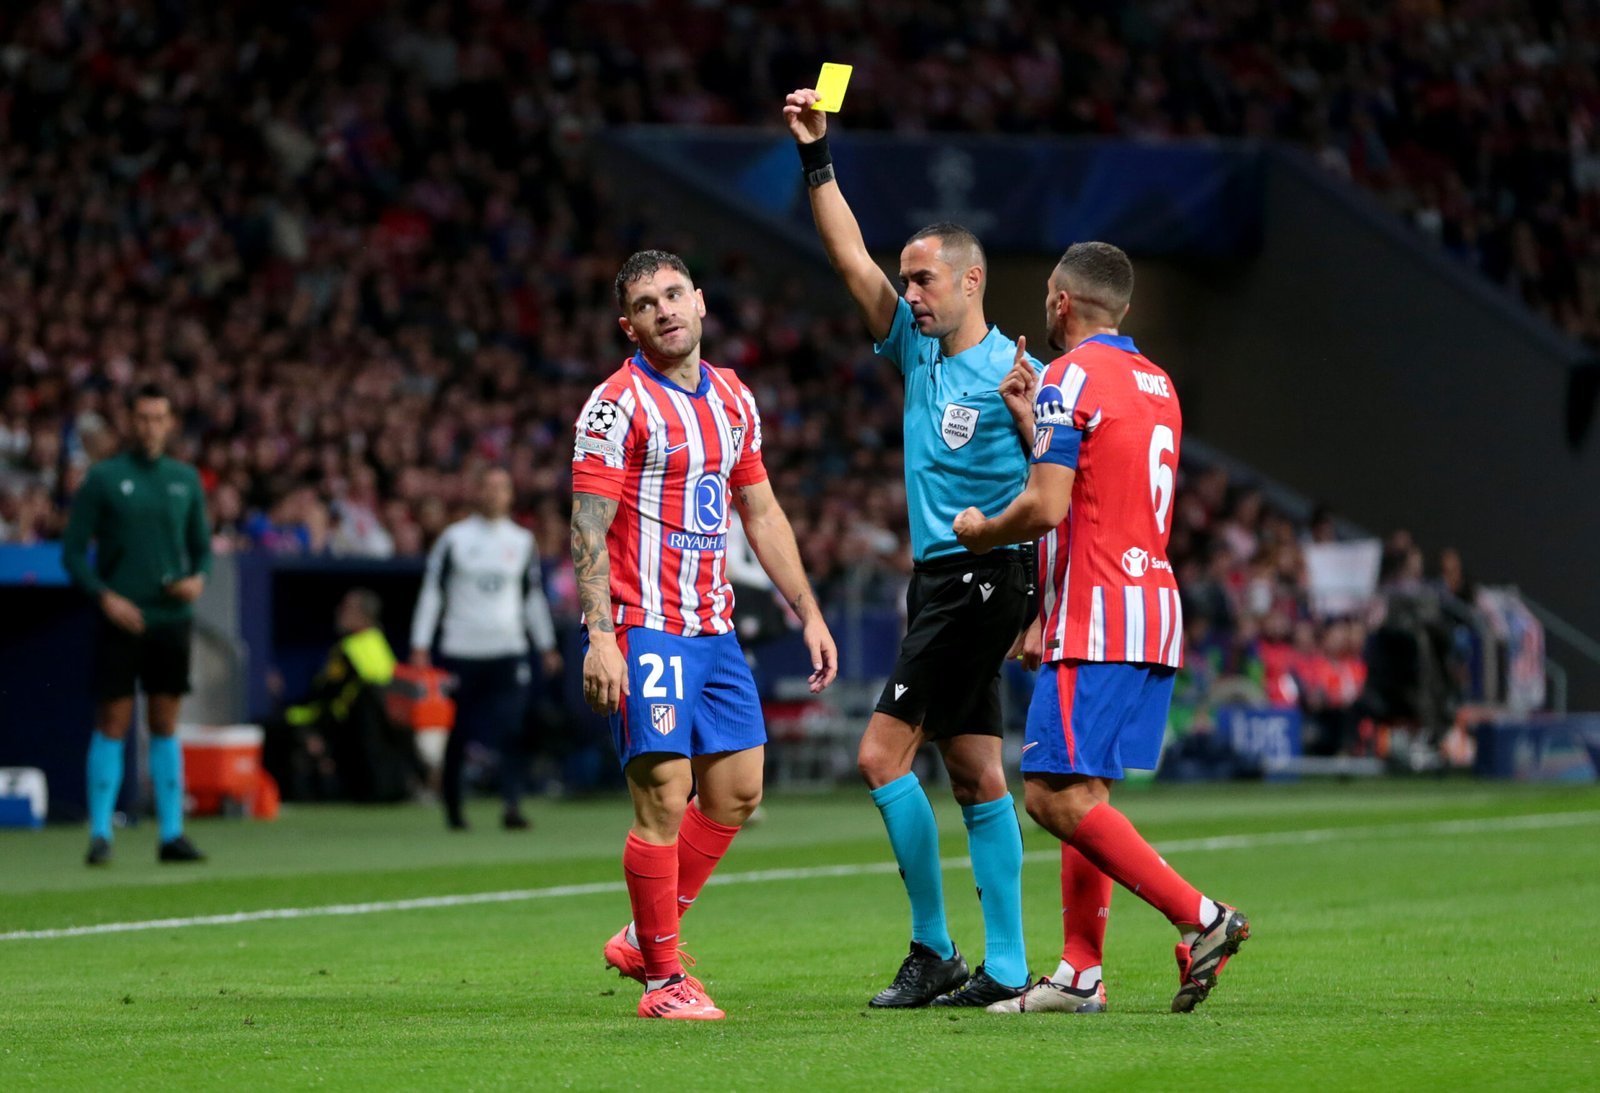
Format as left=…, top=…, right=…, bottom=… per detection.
left=798, top=135, right=832, bottom=174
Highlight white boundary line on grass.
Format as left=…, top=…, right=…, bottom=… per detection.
left=4, top=808, right=1596, bottom=943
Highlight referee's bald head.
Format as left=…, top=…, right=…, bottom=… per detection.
left=905, top=223, right=987, bottom=287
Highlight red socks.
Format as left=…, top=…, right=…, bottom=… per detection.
left=1070, top=803, right=1205, bottom=928
left=623, top=833, right=681, bottom=981
left=676, top=803, right=739, bottom=918
left=624, top=807, right=742, bottom=980
left=1060, top=843, right=1113, bottom=970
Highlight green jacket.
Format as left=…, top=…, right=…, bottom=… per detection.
left=61, top=451, right=212, bottom=626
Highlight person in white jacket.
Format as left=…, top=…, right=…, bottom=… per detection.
left=410, top=467, right=562, bottom=830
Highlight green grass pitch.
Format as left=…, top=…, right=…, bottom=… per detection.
left=2, top=781, right=1598, bottom=1090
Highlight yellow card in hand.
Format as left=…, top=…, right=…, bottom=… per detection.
left=812, top=63, right=853, bottom=112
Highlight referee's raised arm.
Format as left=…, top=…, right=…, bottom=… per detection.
left=784, top=88, right=898, bottom=343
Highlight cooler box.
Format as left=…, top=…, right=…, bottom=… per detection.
left=387, top=665, right=457, bottom=770
left=0, top=767, right=47, bottom=829
left=179, top=724, right=279, bottom=819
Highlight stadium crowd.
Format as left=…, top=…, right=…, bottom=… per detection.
left=0, top=1, right=1552, bottom=738
left=0, top=0, right=929, bottom=615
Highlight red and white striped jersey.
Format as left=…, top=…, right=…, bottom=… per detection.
left=1029, top=334, right=1183, bottom=667
left=571, top=352, right=767, bottom=636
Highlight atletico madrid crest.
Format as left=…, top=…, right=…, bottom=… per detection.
left=1033, top=426, right=1054, bottom=460
left=651, top=704, right=677, bottom=736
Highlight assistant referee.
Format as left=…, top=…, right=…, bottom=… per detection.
left=784, top=88, right=1041, bottom=1009
left=62, top=383, right=210, bottom=866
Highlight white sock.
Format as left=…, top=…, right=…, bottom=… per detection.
left=1179, top=897, right=1220, bottom=944
left=645, top=976, right=673, bottom=992
left=1053, top=960, right=1102, bottom=989
left=625, top=922, right=639, bottom=949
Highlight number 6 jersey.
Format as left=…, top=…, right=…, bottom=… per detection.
left=571, top=351, right=767, bottom=637
left=1030, top=334, right=1183, bottom=667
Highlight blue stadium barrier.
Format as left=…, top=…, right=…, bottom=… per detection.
left=0, top=543, right=71, bottom=586
left=1473, top=716, right=1600, bottom=783
left=0, top=581, right=137, bottom=822
left=1215, top=705, right=1304, bottom=782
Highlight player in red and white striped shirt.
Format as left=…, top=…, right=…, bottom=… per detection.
left=572, top=334, right=768, bottom=638
left=571, top=250, right=837, bottom=1021
left=1028, top=328, right=1185, bottom=670
left=954, top=242, right=1249, bottom=1016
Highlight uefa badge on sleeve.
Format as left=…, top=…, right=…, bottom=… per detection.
left=651, top=704, right=677, bottom=736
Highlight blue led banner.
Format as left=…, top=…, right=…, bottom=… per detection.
left=614, top=129, right=1263, bottom=258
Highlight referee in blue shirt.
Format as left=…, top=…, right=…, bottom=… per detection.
left=785, top=89, right=1041, bottom=1009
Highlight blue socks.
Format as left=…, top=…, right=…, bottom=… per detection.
left=962, top=794, right=1029, bottom=988
left=870, top=776, right=1029, bottom=985
left=148, top=734, right=185, bottom=843
left=86, top=731, right=125, bottom=841
left=870, top=773, right=954, bottom=960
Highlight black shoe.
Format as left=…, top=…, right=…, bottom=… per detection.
left=447, top=815, right=470, bottom=832
left=85, top=837, right=112, bottom=866
left=501, top=809, right=531, bottom=831
left=868, top=941, right=969, bottom=1008
left=157, top=835, right=206, bottom=863
left=931, top=963, right=1030, bottom=1008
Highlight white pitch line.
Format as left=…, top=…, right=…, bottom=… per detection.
left=4, top=808, right=1597, bottom=943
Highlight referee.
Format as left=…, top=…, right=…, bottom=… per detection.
left=785, top=90, right=1041, bottom=1008
left=410, top=467, right=562, bottom=831
left=62, top=383, right=209, bottom=866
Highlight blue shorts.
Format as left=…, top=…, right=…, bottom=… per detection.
left=1023, top=660, right=1176, bottom=779
left=584, top=627, right=766, bottom=768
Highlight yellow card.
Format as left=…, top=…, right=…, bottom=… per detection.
left=812, top=63, right=853, bottom=112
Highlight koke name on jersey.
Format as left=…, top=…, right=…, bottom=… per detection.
left=1132, top=370, right=1172, bottom=397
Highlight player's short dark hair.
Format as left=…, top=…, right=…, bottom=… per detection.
left=905, top=222, right=987, bottom=277
left=614, top=250, right=693, bottom=309
left=129, top=382, right=169, bottom=409
left=1053, top=242, right=1134, bottom=320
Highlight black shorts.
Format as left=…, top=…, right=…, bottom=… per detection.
left=875, top=550, right=1032, bottom=739
left=93, top=619, right=192, bottom=701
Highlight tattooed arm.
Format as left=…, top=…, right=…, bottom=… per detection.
left=733, top=480, right=838, bottom=693
left=571, top=491, right=628, bottom=713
